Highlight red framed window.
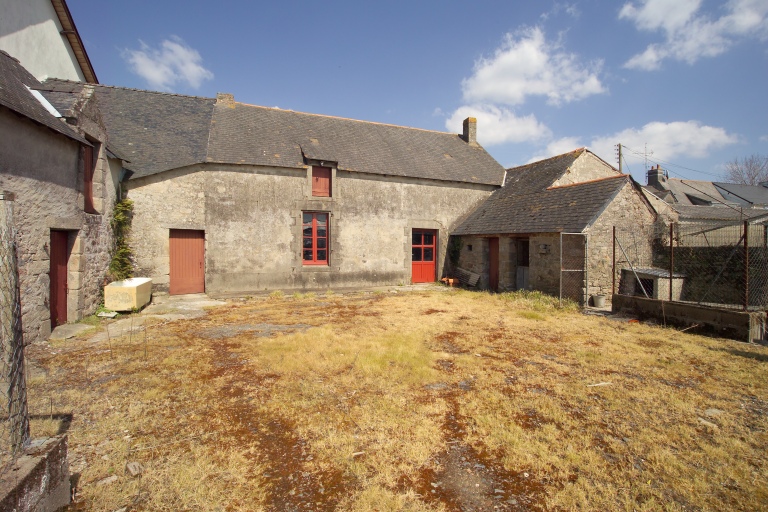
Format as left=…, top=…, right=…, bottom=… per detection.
left=83, top=144, right=96, bottom=213
left=302, top=212, right=329, bottom=265
left=312, top=166, right=332, bottom=197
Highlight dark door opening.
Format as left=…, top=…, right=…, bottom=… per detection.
left=50, top=230, right=69, bottom=327
left=489, top=237, right=499, bottom=292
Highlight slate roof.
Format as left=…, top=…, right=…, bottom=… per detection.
left=713, top=182, right=768, bottom=207
left=37, top=83, right=505, bottom=185
left=207, top=102, right=504, bottom=185
left=454, top=150, right=631, bottom=235
left=648, top=178, right=734, bottom=206
left=0, top=51, right=87, bottom=144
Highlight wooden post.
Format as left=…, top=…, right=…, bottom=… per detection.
left=744, top=221, right=749, bottom=311
left=612, top=226, right=616, bottom=296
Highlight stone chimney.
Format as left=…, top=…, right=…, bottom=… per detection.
left=216, top=92, right=235, bottom=108
left=647, top=164, right=667, bottom=190
left=462, top=117, right=477, bottom=146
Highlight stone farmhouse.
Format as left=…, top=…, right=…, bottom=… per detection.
left=35, top=84, right=506, bottom=295
left=453, top=149, right=656, bottom=302
left=0, top=0, right=119, bottom=343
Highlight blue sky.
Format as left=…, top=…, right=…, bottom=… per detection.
left=69, top=0, right=767, bottom=183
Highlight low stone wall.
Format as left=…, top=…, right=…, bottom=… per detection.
left=0, top=436, right=70, bottom=512
left=612, top=294, right=766, bottom=343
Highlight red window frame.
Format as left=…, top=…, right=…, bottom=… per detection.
left=302, top=212, right=329, bottom=265
left=83, top=144, right=96, bottom=214
left=312, top=166, right=332, bottom=197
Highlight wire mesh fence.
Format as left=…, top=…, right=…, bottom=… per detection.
left=0, top=196, right=30, bottom=476
left=615, top=220, right=768, bottom=310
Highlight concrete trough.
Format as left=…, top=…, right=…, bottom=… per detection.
left=612, top=294, right=766, bottom=343
left=104, top=277, right=153, bottom=312
left=0, top=436, right=71, bottom=512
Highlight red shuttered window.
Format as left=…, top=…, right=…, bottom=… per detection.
left=302, top=212, right=329, bottom=265
left=312, top=166, right=332, bottom=197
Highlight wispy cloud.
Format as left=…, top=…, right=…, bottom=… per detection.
left=620, top=0, right=768, bottom=70
left=540, top=3, right=581, bottom=21
left=461, top=26, right=605, bottom=107
left=536, top=121, right=739, bottom=165
left=123, top=36, right=214, bottom=91
left=446, top=104, right=551, bottom=146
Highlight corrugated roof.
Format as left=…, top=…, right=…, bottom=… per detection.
left=713, top=182, right=768, bottom=207
left=673, top=204, right=768, bottom=222
left=0, top=51, right=87, bottom=144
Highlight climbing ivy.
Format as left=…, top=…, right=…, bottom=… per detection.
left=108, top=199, right=134, bottom=281
left=448, top=235, right=462, bottom=266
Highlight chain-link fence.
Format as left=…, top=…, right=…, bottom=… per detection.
left=560, top=233, right=588, bottom=306
left=615, top=220, right=768, bottom=311
left=0, top=194, right=30, bottom=476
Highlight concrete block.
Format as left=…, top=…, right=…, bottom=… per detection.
left=104, top=278, right=153, bottom=311
left=0, top=436, right=71, bottom=512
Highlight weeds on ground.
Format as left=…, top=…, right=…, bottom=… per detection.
left=25, top=290, right=768, bottom=511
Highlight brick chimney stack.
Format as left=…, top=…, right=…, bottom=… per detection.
left=216, top=92, right=235, bottom=108
left=462, top=117, right=477, bottom=146
left=647, top=164, right=667, bottom=190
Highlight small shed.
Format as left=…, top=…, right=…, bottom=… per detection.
left=619, top=268, right=685, bottom=301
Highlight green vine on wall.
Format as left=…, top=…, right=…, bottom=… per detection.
left=108, top=199, right=134, bottom=281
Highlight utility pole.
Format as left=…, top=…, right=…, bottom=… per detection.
left=615, top=144, right=622, bottom=173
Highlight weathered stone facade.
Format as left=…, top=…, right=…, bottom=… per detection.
left=125, top=163, right=495, bottom=294
left=0, top=99, right=117, bottom=342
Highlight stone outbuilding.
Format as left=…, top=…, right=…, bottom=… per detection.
left=47, top=84, right=506, bottom=294
left=452, top=148, right=656, bottom=303
left=0, top=51, right=119, bottom=342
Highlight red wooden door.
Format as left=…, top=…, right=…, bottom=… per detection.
left=49, top=230, right=68, bottom=327
left=411, top=229, right=437, bottom=283
left=489, top=237, right=499, bottom=292
left=169, top=230, right=205, bottom=295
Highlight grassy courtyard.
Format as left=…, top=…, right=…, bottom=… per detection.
left=26, top=288, right=768, bottom=511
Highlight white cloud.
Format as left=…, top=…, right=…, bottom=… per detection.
left=446, top=104, right=552, bottom=146
left=540, top=3, right=581, bottom=21
left=760, top=135, right=768, bottom=142
left=123, top=36, right=214, bottom=91
left=528, top=136, right=584, bottom=162
left=620, top=0, right=768, bottom=70
left=589, top=121, right=739, bottom=164
left=461, top=26, right=606, bottom=107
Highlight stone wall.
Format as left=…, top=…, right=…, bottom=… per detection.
left=125, top=163, right=495, bottom=293
left=587, top=182, right=655, bottom=298
left=551, top=151, right=619, bottom=187
left=0, top=106, right=116, bottom=342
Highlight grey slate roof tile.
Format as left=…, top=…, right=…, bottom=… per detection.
left=40, top=82, right=505, bottom=185
left=207, top=102, right=506, bottom=185
left=0, top=51, right=87, bottom=144
left=455, top=149, right=630, bottom=235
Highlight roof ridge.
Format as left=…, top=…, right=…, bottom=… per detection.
left=41, top=79, right=215, bottom=100
left=507, top=147, right=586, bottom=171
left=229, top=101, right=460, bottom=136
left=546, top=174, right=627, bottom=190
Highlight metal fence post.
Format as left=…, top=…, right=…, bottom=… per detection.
left=612, top=226, right=616, bottom=296
left=0, top=191, right=30, bottom=457
left=744, top=220, right=749, bottom=311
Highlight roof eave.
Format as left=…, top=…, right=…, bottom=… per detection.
left=50, top=0, right=98, bottom=84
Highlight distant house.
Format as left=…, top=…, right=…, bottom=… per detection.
left=0, top=51, right=119, bottom=342
left=452, top=149, right=656, bottom=303
left=37, top=84, right=506, bottom=294
left=0, top=0, right=97, bottom=83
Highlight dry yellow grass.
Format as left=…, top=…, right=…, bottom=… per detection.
left=24, top=288, right=768, bottom=511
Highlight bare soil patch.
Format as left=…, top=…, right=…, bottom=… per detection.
left=23, top=289, right=768, bottom=511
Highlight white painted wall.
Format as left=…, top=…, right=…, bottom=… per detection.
left=0, top=0, right=86, bottom=81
